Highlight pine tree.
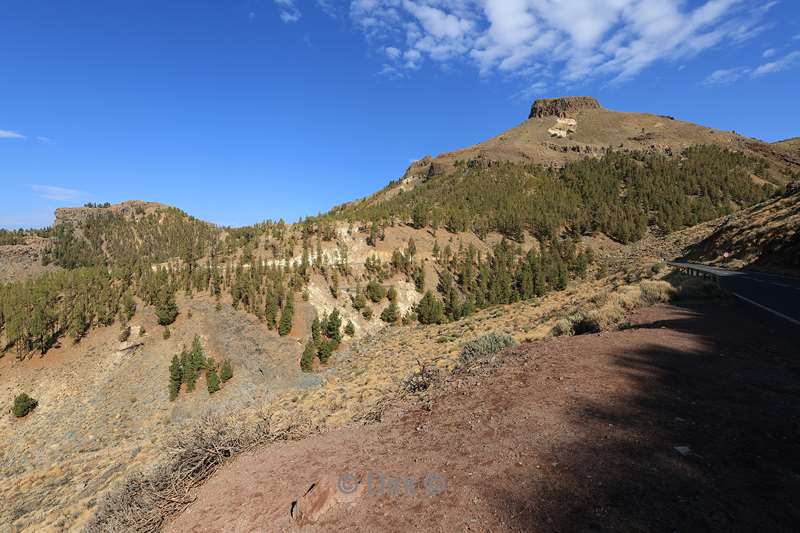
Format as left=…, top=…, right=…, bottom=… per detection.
left=317, top=339, right=335, bottom=363
left=122, top=292, right=136, bottom=322
left=278, top=293, right=294, bottom=336
left=330, top=270, right=339, bottom=298
left=155, top=285, right=178, bottom=325
left=206, top=366, right=221, bottom=394
left=326, top=308, right=342, bottom=342
left=300, top=340, right=316, bottom=372
left=417, top=291, right=444, bottom=325
left=311, top=314, right=321, bottom=343
left=169, top=354, right=182, bottom=400
left=353, top=290, right=367, bottom=310
left=265, top=294, right=278, bottom=329
left=344, top=320, right=355, bottom=336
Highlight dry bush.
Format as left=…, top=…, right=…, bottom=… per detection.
left=86, top=415, right=309, bottom=533
left=550, top=279, right=673, bottom=337
left=581, top=303, right=625, bottom=332
left=672, top=277, right=724, bottom=301
left=614, top=285, right=644, bottom=311
left=550, top=318, right=575, bottom=337
left=639, top=280, right=675, bottom=304
left=401, top=362, right=439, bottom=393
left=459, top=332, right=518, bottom=365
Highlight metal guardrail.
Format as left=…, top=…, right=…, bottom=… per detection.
left=667, top=262, right=718, bottom=280
left=667, top=262, right=800, bottom=327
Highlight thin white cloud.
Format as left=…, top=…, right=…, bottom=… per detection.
left=384, top=46, right=401, bottom=59
left=752, top=50, right=800, bottom=77
left=0, top=129, right=25, bottom=139
left=349, top=0, right=772, bottom=86
left=762, top=48, right=776, bottom=58
left=316, top=0, right=338, bottom=18
left=274, top=0, right=301, bottom=23
left=703, top=66, right=750, bottom=85
left=35, top=136, right=54, bottom=145
left=31, top=185, right=85, bottom=202
left=703, top=49, right=800, bottom=86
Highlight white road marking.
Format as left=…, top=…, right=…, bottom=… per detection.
left=731, top=293, right=800, bottom=327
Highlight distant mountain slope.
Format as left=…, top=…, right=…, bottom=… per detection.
left=46, top=200, right=221, bottom=268
left=684, top=188, right=800, bottom=274
left=774, top=137, right=800, bottom=158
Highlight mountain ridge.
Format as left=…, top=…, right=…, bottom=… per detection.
left=395, top=96, right=798, bottom=190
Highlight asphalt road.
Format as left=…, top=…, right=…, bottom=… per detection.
left=669, top=262, right=800, bottom=328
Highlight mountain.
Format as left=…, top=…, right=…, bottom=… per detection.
left=2, top=97, right=799, bottom=532
left=397, top=96, right=799, bottom=187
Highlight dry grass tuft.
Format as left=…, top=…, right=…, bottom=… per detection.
left=639, top=280, right=675, bottom=305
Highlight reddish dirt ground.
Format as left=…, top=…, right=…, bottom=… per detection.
left=167, top=302, right=800, bottom=533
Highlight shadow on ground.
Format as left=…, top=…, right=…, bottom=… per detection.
left=491, top=303, right=800, bottom=532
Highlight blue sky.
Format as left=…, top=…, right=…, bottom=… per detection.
left=1, top=0, right=799, bottom=229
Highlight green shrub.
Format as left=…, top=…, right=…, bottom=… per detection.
left=352, top=292, right=367, bottom=310
left=550, top=318, right=574, bottom=337
left=459, top=332, right=518, bottom=365
left=13, top=393, right=38, bottom=417
left=362, top=306, right=373, bottom=320
left=344, top=320, right=355, bottom=336
left=366, top=280, right=386, bottom=303
left=380, top=301, right=400, bottom=323
left=220, top=360, right=233, bottom=382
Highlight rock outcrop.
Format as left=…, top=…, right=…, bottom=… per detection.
left=529, top=96, right=602, bottom=118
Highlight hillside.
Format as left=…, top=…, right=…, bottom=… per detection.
left=327, top=97, right=798, bottom=248
left=166, top=303, right=800, bottom=532
left=2, top=96, right=799, bottom=532
left=685, top=188, right=800, bottom=274
left=774, top=137, right=800, bottom=158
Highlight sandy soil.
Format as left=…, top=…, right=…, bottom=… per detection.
left=167, top=302, right=800, bottom=532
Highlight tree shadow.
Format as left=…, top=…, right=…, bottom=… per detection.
left=485, top=304, right=800, bottom=532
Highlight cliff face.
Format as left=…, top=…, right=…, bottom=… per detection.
left=529, top=96, right=602, bottom=118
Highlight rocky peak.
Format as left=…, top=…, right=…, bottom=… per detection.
left=529, top=96, right=602, bottom=119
